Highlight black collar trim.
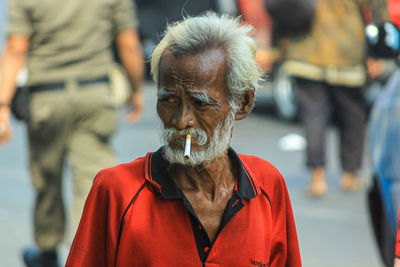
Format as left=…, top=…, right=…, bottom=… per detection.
left=145, top=146, right=258, bottom=199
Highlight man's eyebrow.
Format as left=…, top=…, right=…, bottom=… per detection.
left=189, top=92, right=214, bottom=104
left=157, top=88, right=175, bottom=97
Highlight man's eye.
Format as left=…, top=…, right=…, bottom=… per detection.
left=160, top=97, right=176, bottom=103
left=194, top=99, right=209, bottom=107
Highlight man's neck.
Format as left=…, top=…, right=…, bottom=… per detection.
left=169, top=153, right=237, bottom=201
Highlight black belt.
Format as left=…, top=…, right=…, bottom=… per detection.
left=29, top=76, right=109, bottom=93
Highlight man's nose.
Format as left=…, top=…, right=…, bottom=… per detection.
left=172, top=104, right=195, bottom=129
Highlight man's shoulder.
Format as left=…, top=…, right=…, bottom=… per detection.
left=93, top=156, right=148, bottom=194
left=238, top=153, right=282, bottom=178
left=237, top=153, right=286, bottom=192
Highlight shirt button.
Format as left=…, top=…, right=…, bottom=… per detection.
left=203, top=247, right=210, bottom=253
left=198, top=224, right=202, bottom=230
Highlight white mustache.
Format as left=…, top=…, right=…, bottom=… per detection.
left=163, top=128, right=208, bottom=146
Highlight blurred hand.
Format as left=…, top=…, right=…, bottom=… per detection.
left=0, top=106, right=12, bottom=144
left=366, top=58, right=385, bottom=79
left=256, top=49, right=273, bottom=73
left=125, top=91, right=144, bottom=124
left=395, top=258, right=400, bottom=267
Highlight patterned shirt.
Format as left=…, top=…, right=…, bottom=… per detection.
left=282, top=0, right=389, bottom=86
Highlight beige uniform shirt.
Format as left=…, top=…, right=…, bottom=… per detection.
left=7, top=0, right=137, bottom=85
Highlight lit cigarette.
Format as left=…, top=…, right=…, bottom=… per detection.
left=184, top=135, right=191, bottom=159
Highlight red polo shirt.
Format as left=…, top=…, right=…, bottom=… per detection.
left=396, top=207, right=400, bottom=259
left=66, top=147, right=301, bottom=267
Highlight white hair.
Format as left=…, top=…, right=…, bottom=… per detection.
left=151, top=11, right=263, bottom=107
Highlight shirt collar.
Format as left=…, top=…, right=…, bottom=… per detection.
left=144, top=146, right=259, bottom=199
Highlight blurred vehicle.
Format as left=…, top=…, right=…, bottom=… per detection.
left=255, top=62, right=299, bottom=121
left=368, top=67, right=400, bottom=267
left=366, top=21, right=400, bottom=267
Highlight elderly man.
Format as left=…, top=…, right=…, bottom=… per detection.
left=66, top=12, right=301, bottom=267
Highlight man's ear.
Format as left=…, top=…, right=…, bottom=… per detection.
left=235, top=89, right=255, bottom=121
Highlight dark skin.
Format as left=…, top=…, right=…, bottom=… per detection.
left=157, top=47, right=254, bottom=242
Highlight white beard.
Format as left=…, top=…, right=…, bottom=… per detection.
left=162, top=110, right=236, bottom=167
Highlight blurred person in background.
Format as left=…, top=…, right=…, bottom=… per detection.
left=239, top=0, right=390, bottom=197
left=276, top=0, right=389, bottom=197
left=0, top=0, right=144, bottom=266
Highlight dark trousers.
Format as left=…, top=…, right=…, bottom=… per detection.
left=295, top=78, right=366, bottom=172
left=28, top=80, right=117, bottom=249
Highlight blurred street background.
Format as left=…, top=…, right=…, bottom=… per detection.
left=0, top=0, right=392, bottom=266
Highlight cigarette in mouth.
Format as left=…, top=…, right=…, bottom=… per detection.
left=184, top=134, right=191, bottom=159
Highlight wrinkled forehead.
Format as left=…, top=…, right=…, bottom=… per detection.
left=158, top=47, right=227, bottom=88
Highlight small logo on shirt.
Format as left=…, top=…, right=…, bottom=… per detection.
left=249, top=258, right=267, bottom=267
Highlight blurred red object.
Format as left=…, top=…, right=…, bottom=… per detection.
left=238, top=0, right=271, bottom=30
left=389, top=0, right=400, bottom=28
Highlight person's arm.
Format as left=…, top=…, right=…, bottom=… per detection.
left=115, top=29, right=144, bottom=124
left=0, top=35, right=29, bottom=144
